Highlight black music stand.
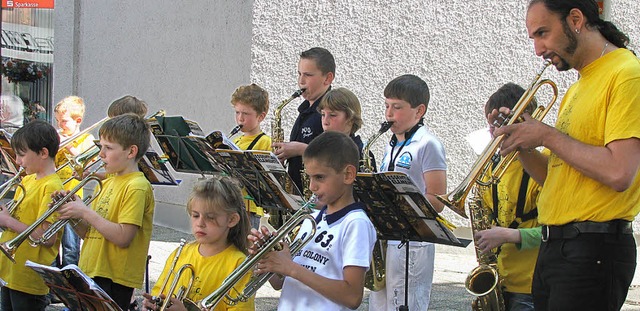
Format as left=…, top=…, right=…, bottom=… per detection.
left=148, top=115, right=230, bottom=175
left=26, top=261, right=122, bottom=311
left=353, top=171, right=468, bottom=311
left=210, top=149, right=305, bottom=213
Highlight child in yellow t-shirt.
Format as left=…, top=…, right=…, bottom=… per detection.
left=53, top=96, right=96, bottom=269
left=141, top=176, right=254, bottom=311
left=230, top=84, right=272, bottom=229
left=56, top=114, right=155, bottom=311
left=0, top=121, right=63, bottom=311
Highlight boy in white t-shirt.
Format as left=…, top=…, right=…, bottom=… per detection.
left=249, top=131, right=376, bottom=310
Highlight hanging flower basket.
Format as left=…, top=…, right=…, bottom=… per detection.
left=1, top=57, right=50, bottom=83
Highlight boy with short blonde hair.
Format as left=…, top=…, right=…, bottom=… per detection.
left=0, top=121, right=64, bottom=311
left=57, top=114, right=154, bottom=311
left=53, top=95, right=96, bottom=270
left=230, top=83, right=272, bottom=229
left=250, top=131, right=376, bottom=310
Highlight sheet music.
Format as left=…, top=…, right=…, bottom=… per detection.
left=354, top=171, right=463, bottom=246
left=26, top=260, right=122, bottom=311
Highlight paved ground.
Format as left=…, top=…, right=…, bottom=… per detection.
left=47, top=225, right=640, bottom=310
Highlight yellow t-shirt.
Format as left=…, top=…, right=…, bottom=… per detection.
left=481, top=160, right=541, bottom=294
left=0, top=173, right=63, bottom=295
left=233, top=132, right=272, bottom=216
left=152, top=242, right=254, bottom=311
left=78, top=171, right=155, bottom=288
left=55, top=132, right=96, bottom=196
left=538, top=48, right=640, bottom=225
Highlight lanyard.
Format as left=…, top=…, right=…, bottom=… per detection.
left=387, top=123, right=421, bottom=171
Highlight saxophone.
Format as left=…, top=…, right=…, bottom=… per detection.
left=270, top=89, right=305, bottom=227
left=361, top=121, right=393, bottom=291
left=466, top=185, right=505, bottom=311
left=271, top=89, right=305, bottom=154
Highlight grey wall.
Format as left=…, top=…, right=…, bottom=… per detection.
left=54, top=0, right=640, bottom=231
left=54, top=0, right=255, bottom=231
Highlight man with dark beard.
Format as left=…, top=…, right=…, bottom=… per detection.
left=491, top=1, right=640, bottom=310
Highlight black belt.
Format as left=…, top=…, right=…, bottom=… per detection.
left=541, top=220, right=633, bottom=242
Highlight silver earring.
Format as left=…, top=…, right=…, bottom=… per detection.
left=575, top=28, right=580, bottom=34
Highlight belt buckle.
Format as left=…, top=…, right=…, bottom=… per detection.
left=542, top=226, right=549, bottom=242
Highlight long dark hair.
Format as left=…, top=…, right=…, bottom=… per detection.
left=529, top=0, right=630, bottom=48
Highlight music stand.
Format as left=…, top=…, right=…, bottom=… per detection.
left=353, top=171, right=468, bottom=311
left=148, top=115, right=224, bottom=175
left=210, top=149, right=305, bottom=213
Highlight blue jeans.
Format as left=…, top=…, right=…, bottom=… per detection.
left=0, top=287, right=48, bottom=311
left=504, top=292, right=534, bottom=311
left=532, top=232, right=636, bottom=310
left=58, top=223, right=80, bottom=267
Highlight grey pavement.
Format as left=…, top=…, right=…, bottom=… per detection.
left=47, top=225, right=640, bottom=310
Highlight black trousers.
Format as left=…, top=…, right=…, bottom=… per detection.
left=93, top=277, right=135, bottom=311
left=532, top=231, right=636, bottom=311
left=0, top=287, right=47, bottom=311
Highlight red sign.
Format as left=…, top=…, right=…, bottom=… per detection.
left=597, top=1, right=605, bottom=17
left=2, top=0, right=54, bottom=9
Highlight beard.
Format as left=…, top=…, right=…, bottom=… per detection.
left=550, top=21, right=579, bottom=71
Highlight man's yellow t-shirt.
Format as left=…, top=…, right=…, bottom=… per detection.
left=538, top=48, right=640, bottom=225
left=78, top=171, right=154, bottom=288
left=0, top=173, right=63, bottom=295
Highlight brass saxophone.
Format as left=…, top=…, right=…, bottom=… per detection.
left=360, top=121, right=393, bottom=292
left=466, top=185, right=505, bottom=311
left=270, top=89, right=305, bottom=227
left=271, top=89, right=305, bottom=154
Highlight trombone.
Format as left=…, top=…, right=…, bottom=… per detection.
left=58, top=146, right=102, bottom=185
left=197, top=195, right=318, bottom=310
left=0, top=167, right=25, bottom=217
left=437, top=60, right=558, bottom=219
left=0, top=164, right=104, bottom=262
left=59, top=117, right=109, bottom=150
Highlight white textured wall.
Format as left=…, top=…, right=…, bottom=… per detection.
left=251, top=0, right=640, bottom=227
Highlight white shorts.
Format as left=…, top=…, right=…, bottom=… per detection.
left=368, top=242, right=435, bottom=311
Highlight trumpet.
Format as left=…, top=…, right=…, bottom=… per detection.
left=0, top=164, right=105, bottom=262
left=0, top=167, right=25, bottom=217
left=197, top=195, right=318, bottom=310
left=437, top=60, right=558, bottom=219
left=153, top=239, right=197, bottom=311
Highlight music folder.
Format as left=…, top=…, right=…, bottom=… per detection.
left=26, top=260, right=122, bottom=311
left=210, top=149, right=306, bottom=213
left=354, top=171, right=466, bottom=247
left=147, top=115, right=234, bottom=175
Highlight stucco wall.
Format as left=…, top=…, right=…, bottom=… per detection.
left=250, top=0, right=640, bottom=227
left=54, top=0, right=255, bottom=231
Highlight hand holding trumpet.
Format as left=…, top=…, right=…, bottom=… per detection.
left=248, top=226, right=294, bottom=277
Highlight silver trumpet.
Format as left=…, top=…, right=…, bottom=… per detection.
left=197, top=195, right=318, bottom=310
left=0, top=167, right=25, bottom=217
left=0, top=163, right=105, bottom=263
